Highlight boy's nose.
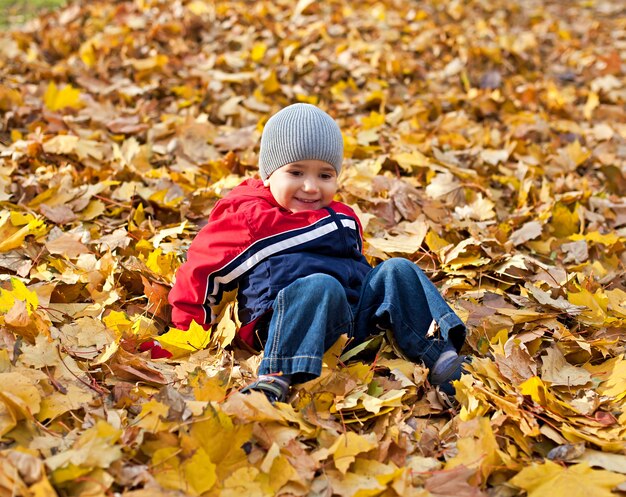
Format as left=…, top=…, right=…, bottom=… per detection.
left=302, top=179, right=319, bottom=192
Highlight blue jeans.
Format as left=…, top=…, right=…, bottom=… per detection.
left=258, top=258, right=466, bottom=381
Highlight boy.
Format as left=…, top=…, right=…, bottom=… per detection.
left=168, top=103, right=467, bottom=403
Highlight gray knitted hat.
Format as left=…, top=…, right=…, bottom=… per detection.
left=258, top=103, right=344, bottom=181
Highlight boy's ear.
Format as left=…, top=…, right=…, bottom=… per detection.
left=263, top=179, right=270, bottom=187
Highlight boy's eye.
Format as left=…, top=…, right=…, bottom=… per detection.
left=288, top=170, right=302, bottom=176
left=320, top=173, right=333, bottom=180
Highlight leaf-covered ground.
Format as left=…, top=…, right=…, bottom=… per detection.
left=1, top=0, right=626, bottom=495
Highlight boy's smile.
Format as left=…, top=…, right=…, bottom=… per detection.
left=267, top=159, right=338, bottom=212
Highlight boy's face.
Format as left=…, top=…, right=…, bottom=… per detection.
left=267, top=159, right=338, bottom=212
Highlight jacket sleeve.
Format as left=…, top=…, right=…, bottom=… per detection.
left=168, top=200, right=251, bottom=330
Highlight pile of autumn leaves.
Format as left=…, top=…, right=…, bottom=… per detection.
left=1, top=0, right=626, bottom=495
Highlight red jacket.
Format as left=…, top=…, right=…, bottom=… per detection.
left=168, top=178, right=372, bottom=346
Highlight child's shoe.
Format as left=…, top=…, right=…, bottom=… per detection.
left=429, top=354, right=471, bottom=395
left=241, top=375, right=290, bottom=404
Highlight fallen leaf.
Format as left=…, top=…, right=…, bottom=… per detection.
left=44, top=82, right=83, bottom=111
left=541, top=346, right=592, bottom=387
left=510, top=221, right=543, bottom=246
left=509, top=461, right=626, bottom=497
left=425, top=465, right=488, bottom=497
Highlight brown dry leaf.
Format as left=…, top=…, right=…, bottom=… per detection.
left=39, top=203, right=78, bottom=224
left=107, top=116, right=149, bottom=134
left=509, top=221, right=543, bottom=246
left=495, top=343, right=537, bottom=386
left=424, top=465, right=488, bottom=497
left=109, top=348, right=168, bottom=385
left=541, top=346, right=592, bottom=387
left=45, top=232, right=91, bottom=258
left=140, top=275, right=171, bottom=321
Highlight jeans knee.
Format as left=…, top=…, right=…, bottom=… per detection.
left=305, top=273, right=344, bottom=297
left=289, top=274, right=345, bottom=301
left=380, top=257, right=417, bottom=275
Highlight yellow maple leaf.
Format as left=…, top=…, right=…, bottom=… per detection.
left=43, top=82, right=84, bottom=111
left=10, top=211, right=36, bottom=226
left=145, top=247, right=177, bottom=277
left=189, top=405, right=252, bottom=481
left=550, top=202, right=580, bottom=238
left=103, top=310, right=133, bottom=337
left=329, top=432, right=377, bottom=474
left=565, top=140, right=591, bottom=167
left=606, top=289, right=626, bottom=318
left=48, top=421, right=122, bottom=484
left=183, top=447, right=217, bottom=495
left=152, top=447, right=187, bottom=493
left=296, top=93, right=319, bottom=104
left=0, top=278, right=38, bottom=314
left=321, top=334, right=349, bottom=371
left=79, top=40, right=96, bottom=67
left=259, top=443, right=299, bottom=492
left=509, top=461, right=625, bottom=497
left=392, top=150, right=430, bottom=171
left=425, top=230, right=451, bottom=253
left=190, top=371, right=228, bottom=402
left=250, top=42, right=267, bottom=62
left=0, top=217, right=46, bottom=253
left=445, top=417, right=513, bottom=483
left=361, top=111, right=385, bottom=130
left=585, top=356, right=626, bottom=401
left=48, top=465, right=91, bottom=487
left=0, top=372, right=42, bottom=436
left=570, top=231, right=622, bottom=247
left=37, top=384, right=93, bottom=422
left=148, top=188, right=183, bottom=209
left=221, top=467, right=272, bottom=497
left=135, top=399, right=176, bottom=433
left=325, top=469, right=386, bottom=497
left=518, top=376, right=576, bottom=417
left=157, top=321, right=211, bottom=358
left=352, top=458, right=404, bottom=487
left=567, top=288, right=607, bottom=326
left=131, top=315, right=160, bottom=341
left=263, top=70, right=281, bottom=94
